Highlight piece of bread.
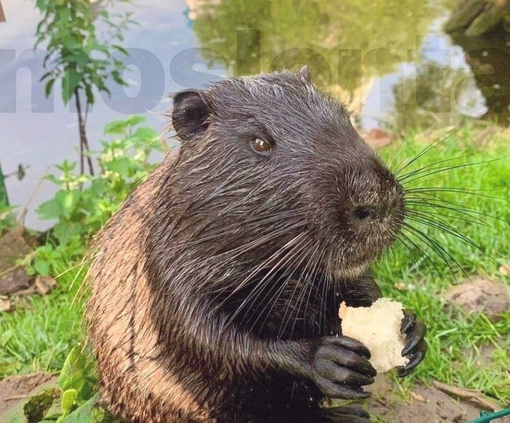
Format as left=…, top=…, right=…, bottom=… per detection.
left=339, top=298, right=409, bottom=373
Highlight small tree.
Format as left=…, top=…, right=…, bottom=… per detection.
left=35, top=0, right=134, bottom=175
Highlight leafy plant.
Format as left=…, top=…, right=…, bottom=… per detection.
left=1, top=346, right=114, bottom=422
left=54, top=346, right=101, bottom=422
left=0, top=205, right=17, bottom=234
left=35, top=0, right=134, bottom=175
left=30, top=116, right=164, bottom=277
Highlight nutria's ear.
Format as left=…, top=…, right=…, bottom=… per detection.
left=299, top=65, right=312, bottom=83
left=172, top=89, right=210, bottom=141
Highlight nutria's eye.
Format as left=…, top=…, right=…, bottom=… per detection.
left=251, top=138, right=272, bottom=156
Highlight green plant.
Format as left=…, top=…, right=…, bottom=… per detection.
left=35, top=0, right=134, bottom=175
left=30, top=115, right=164, bottom=277
left=0, top=116, right=164, bottom=382
left=53, top=346, right=104, bottom=422
left=0, top=205, right=16, bottom=233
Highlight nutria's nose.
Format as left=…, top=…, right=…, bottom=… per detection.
left=352, top=205, right=377, bottom=221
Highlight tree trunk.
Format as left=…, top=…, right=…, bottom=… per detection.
left=0, top=1, right=6, bottom=23
left=74, top=87, right=95, bottom=176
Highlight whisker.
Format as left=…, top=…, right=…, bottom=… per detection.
left=404, top=191, right=507, bottom=226
left=394, top=126, right=458, bottom=176
left=405, top=212, right=498, bottom=265
left=402, top=222, right=467, bottom=280
left=400, top=158, right=502, bottom=187
left=223, top=234, right=309, bottom=328
left=278, top=240, right=323, bottom=339
left=242, top=237, right=314, bottom=334
left=391, top=231, right=438, bottom=276
left=405, top=204, right=495, bottom=229
left=398, top=153, right=473, bottom=182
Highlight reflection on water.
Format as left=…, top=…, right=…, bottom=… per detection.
left=191, top=0, right=437, bottom=124
left=189, top=0, right=485, bottom=128
left=450, top=28, right=510, bottom=125
left=389, top=61, right=482, bottom=130
left=189, top=0, right=510, bottom=129
left=1, top=0, right=509, bottom=229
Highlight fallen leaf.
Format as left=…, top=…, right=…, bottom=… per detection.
left=0, top=297, right=12, bottom=312
left=35, top=276, right=58, bottom=295
left=411, top=391, right=427, bottom=402
left=499, top=264, right=510, bottom=275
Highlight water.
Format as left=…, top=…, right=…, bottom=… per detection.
left=0, top=0, right=507, bottom=230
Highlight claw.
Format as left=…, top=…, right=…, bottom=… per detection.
left=397, top=339, right=428, bottom=377
left=401, top=309, right=416, bottom=334
left=402, top=319, right=426, bottom=356
left=321, top=405, right=371, bottom=423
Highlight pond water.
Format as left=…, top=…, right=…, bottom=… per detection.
left=0, top=0, right=508, bottom=229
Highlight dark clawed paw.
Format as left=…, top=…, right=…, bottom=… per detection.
left=310, top=336, right=376, bottom=399
left=398, top=310, right=428, bottom=377
left=321, top=405, right=371, bottom=423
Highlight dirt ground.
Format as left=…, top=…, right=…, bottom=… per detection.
left=363, top=374, right=510, bottom=423
left=1, top=372, right=508, bottom=423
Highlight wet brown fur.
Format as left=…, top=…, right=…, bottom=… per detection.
left=86, top=69, right=425, bottom=423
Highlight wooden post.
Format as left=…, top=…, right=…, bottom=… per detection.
left=0, top=1, right=5, bottom=23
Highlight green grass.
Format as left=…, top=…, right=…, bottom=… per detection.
left=0, top=123, right=509, bottom=404
left=376, top=126, right=510, bottom=401
left=0, top=264, right=86, bottom=377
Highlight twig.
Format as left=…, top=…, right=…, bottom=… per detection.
left=17, top=166, right=50, bottom=227
left=432, top=380, right=503, bottom=412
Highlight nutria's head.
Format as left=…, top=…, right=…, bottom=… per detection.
left=154, top=67, right=404, bottom=290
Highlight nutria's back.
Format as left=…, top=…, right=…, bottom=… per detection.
left=87, top=152, right=207, bottom=422
left=87, top=68, right=426, bottom=423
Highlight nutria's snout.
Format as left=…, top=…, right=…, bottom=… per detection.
left=321, top=160, right=405, bottom=280
left=350, top=184, right=405, bottom=225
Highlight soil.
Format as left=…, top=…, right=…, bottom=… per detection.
left=0, top=227, right=57, bottom=312
left=363, top=374, right=510, bottom=423
left=0, top=373, right=57, bottom=416
left=442, top=277, right=510, bottom=320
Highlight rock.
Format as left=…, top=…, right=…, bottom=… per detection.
left=444, top=0, right=487, bottom=33
left=0, top=373, right=57, bottom=417
left=443, top=277, right=510, bottom=320
left=363, top=128, right=397, bottom=150
left=0, top=227, right=36, bottom=274
left=445, top=0, right=509, bottom=36
left=465, top=2, right=506, bottom=36
left=0, top=267, right=31, bottom=296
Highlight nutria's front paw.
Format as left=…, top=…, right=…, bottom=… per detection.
left=309, top=336, right=376, bottom=399
left=320, top=405, right=371, bottom=423
left=397, top=309, right=427, bottom=377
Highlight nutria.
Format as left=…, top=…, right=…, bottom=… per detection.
left=86, top=67, right=427, bottom=423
